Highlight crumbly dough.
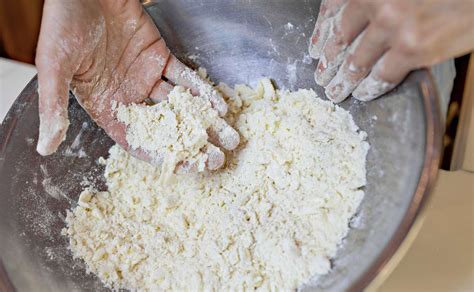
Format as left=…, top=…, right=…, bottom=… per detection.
left=116, top=86, right=219, bottom=183
left=64, top=79, right=369, bottom=291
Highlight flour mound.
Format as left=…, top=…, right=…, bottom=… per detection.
left=64, top=79, right=369, bottom=291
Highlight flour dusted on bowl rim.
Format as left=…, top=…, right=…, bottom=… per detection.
left=64, top=78, right=370, bottom=291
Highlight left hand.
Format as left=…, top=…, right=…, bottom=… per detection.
left=309, top=0, right=474, bottom=103
left=35, top=0, right=239, bottom=172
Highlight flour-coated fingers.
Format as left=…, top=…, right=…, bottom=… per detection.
left=149, top=79, right=174, bottom=103
left=309, top=0, right=348, bottom=59
left=208, top=117, right=240, bottom=151
left=325, top=24, right=389, bottom=103
left=175, top=144, right=225, bottom=174
left=163, top=55, right=228, bottom=116
left=353, top=50, right=409, bottom=101
left=36, top=60, right=72, bottom=156
left=315, top=2, right=371, bottom=87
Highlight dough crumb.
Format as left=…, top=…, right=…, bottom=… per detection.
left=65, top=79, right=370, bottom=291
left=116, top=86, right=219, bottom=183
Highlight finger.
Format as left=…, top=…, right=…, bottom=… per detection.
left=175, top=144, right=225, bottom=174
left=149, top=80, right=174, bottom=103
left=208, top=117, right=240, bottom=151
left=352, top=51, right=410, bottom=101
left=128, top=145, right=164, bottom=167
left=115, top=37, right=170, bottom=105
left=163, top=55, right=228, bottom=116
left=325, top=24, right=389, bottom=103
left=315, top=3, right=369, bottom=87
left=309, top=0, right=348, bottom=59
left=36, top=62, right=72, bottom=156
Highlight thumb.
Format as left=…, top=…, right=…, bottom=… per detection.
left=36, top=64, right=71, bottom=156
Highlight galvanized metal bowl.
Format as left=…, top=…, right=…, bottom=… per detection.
left=0, top=1, right=442, bottom=291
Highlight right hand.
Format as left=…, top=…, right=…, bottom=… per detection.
left=309, top=0, right=474, bottom=103
left=36, top=0, right=239, bottom=172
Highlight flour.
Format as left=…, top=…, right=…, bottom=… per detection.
left=63, top=122, right=89, bottom=158
left=116, top=86, right=220, bottom=183
left=286, top=60, right=298, bottom=88
left=64, top=79, right=369, bottom=291
left=179, top=67, right=228, bottom=116
left=40, top=164, right=73, bottom=203
left=284, top=22, right=295, bottom=31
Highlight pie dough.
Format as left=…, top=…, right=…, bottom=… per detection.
left=64, top=79, right=369, bottom=291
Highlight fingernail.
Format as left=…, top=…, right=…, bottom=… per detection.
left=317, top=59, right=327, bottom=72
left=325, top=67, right=358, bottom=103
left=325, top=83, right=342, bottom=103
left=206, top=146, right=225, bottom=170
left=315, top=69, right=333, bottom=88
left=315, top=59, right=333, bottom=87
left=311, top=29, right=320, bottom=45
left=325, top=81, right=351, bottom=104
left=218, top=126, right=240, bottom=150
left=309, top=28, right=321, bottom=59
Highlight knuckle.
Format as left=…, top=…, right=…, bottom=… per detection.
left=344, top=54, right=367, bottom=76
left=374, top=1, right=402, bottom=28
left=397, top=27, right=424, bottom=58
left=374, top=57, right=409, bottom=84
left=374, top=66, right=391, bottom=83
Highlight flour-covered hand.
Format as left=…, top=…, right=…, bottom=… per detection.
left=36, top=0, right=238, bottom=171
left=309, top=0, right=474, bottom=103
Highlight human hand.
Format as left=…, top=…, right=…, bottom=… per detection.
left=36, top=0, right=239, bottom=171
left=309, top=0, right=474, bottom=103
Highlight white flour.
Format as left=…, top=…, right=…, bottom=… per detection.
left=64, top=79, right=369, bottom=291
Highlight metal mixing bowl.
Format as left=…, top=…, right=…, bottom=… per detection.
left=0, top=1, right=442, bottom=291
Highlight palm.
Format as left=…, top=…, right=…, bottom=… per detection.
left=68, top=1, right=170, bottom=150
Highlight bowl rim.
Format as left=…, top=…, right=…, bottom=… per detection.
left=347, top=68, right=443, bottom=291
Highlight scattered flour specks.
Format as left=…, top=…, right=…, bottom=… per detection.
left=286, top=60, right=298, bottom=88
left=64, top=79, right=369, bottom=291
left=284, top=22, right=295, bottom=31
left=302, top=53, right=313, bottom=65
